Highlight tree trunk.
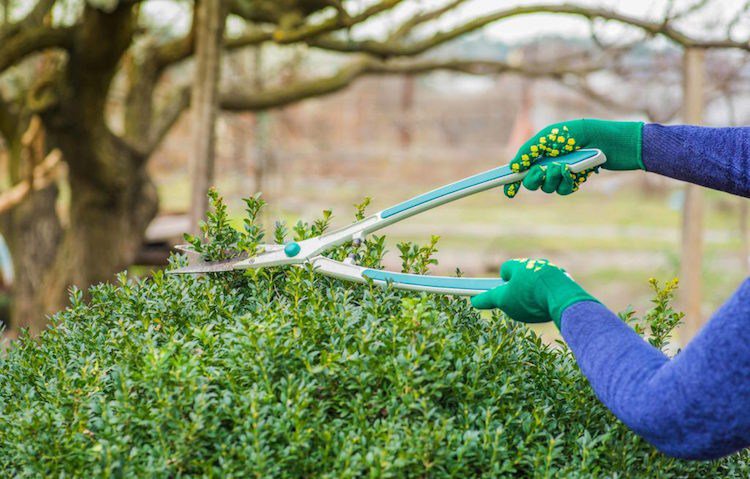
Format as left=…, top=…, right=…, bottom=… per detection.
left=189, top=0, right=226, bottom=234
left=251, top=46, right=274, bottom=198
left=1, top=184, right=62, bottom=334
left=679, top=48, right=705, bottom=343
left=40, top=168, right=158, bottom=315
left=398, top=75, right=415, bottom=149
left=0, top=2, right=160, bottom=334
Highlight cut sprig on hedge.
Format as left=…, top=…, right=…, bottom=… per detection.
left=0, top=190, right=748, bottom=478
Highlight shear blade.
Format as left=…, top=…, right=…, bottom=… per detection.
left=168, top=251, right=249, bottom=275
left=173, top=244, right=198, bottom=254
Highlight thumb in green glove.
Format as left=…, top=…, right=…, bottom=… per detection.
left=503, top=119, right=644, bottom=198
left=471, top=258, right=598, bottom=329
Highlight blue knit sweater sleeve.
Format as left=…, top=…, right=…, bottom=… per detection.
left=642, top=124, right=750, bottom=197
left=560, top=280, right=750, bottom=460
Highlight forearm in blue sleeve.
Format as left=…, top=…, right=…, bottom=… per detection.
left=642, top=124, right=750, bottom=198
left=560, top=279, right=750, bottom=460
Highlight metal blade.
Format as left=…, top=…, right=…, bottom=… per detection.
left=168, top=252, right=249, bottom=275
left=168, top=243, right=289, bottom=274
left=173, top=244, right=197, bottom=254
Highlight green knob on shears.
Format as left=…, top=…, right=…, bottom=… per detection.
left=284, top=242, right=301, bottom=257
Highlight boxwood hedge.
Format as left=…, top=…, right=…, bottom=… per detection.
left=0, top=191, right=747, bottom=478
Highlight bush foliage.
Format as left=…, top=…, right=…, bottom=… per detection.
left=0, top=191, right=748, bottom=477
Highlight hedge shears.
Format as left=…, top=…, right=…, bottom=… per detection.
left=170, top=149, right=606, bottom=296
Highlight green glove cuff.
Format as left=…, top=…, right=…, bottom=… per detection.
left=580, top=119, right=644, bottom=171
left=541, top=273, right=600, bottom=329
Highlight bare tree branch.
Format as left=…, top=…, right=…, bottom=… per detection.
left=272, top=0, right=402, bottom=44
left=0, top=25, right=74, bottom=73
left=670, top=0, right=711, bottom=21
left=219, top=59, right=364, bottom=111
left=310, top=3, right=750, bottom=58
left=141, top=87, right=191, bottom=157
left=560, top=77, right=680, bottom=122
left=0, top=0, right=56, bottom=43
left=137, top=0, right=749, bottom=158
left=154, top=0, right=403, bottom=72
left=219, top=56, right=602, bottom=111
left=727, top=1, right=750, bottom=38
left=155, top=28, right=271, bottom=72
left=390, top=0, right=468, bottom=41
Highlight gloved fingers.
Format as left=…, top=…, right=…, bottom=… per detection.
left=507, top=132, right=549, bottom=186
left=522, top=165, right=546, bottom=191
left=557, top=165, right=576, bottom=196
left=541, top=163, right=564, bottom=194
left=500, top=258, right=525, bottom=281
left=503, top=181, right=521, bottom=199
left=509, top=152, right=533, bottom=175
left=506, top=123, right=588, bottom=199
left=471, top=288, right=502, bottom=310
left=509, top=140, right=538, bottom=175
left=571, top=168, right=596, bottom=193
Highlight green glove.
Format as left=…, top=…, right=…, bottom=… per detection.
left=470, top=259, right=598, bottom=329
left=503, top=119, right=644, bottom=198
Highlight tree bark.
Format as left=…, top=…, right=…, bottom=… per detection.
left=398, top=75, right=415, bottom=149
left=0, top=3, right=159, bottom=333
left=251, top=46, right=274, bottom=196
left=189, top=0, right=226, bottom=234
left=39, top=169, right=157, bottom=315
left=0, top=133, right=158, bottom=334
left=679, top=48, right=705, bottom=343
left=0, top=184, right=62, bottom=335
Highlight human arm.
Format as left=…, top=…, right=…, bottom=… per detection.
left=472, top=260, right=750, bottom=460
left=562, top=285, right=750, bottom=460
left=642, top=124, right=750, bottom=198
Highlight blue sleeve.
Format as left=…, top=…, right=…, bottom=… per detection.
left=642, top=124, right=750, bottom=198
left=560, top=279, right=750, bottom=460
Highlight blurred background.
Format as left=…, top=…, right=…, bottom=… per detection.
left=0, top=0, right=748, bottom=344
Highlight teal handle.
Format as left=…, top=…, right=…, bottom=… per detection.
left=362, top=269, right=504, bottom=296
left=380, top=149, right=603, bottom=219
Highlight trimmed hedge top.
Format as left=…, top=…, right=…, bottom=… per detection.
left=0, top=192, right=748, bottom=477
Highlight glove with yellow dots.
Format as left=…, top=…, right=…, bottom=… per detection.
left=503, top=119, right=644, bottom=198
left=470, top=259, right=598, bottom=329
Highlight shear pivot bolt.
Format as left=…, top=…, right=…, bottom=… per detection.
left=284, top=242, right=301, bottom=257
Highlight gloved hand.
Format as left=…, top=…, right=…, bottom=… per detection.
left=503, top=119, right=644, bottom=198
left=470, top=259, right=598, bottom=329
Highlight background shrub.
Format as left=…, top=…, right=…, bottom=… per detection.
left=0, top=192, right=747, bottom=478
